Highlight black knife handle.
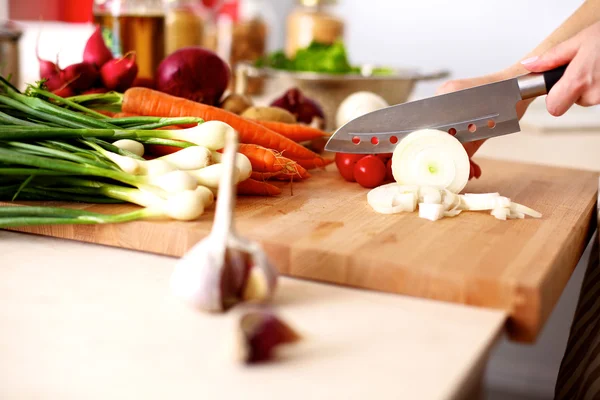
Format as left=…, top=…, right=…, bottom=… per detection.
left=517, top=63, right=569, bottom=100
left=543, top=64, right=568, bottom=93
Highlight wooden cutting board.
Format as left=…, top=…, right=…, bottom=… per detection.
left=2, top=158, right=598, bottom=343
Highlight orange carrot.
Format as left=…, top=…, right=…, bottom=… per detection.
left=237, top=144, right=310, bottom=177
left=294, top=157, right=335, bottom=170
left=254, top=120, right=328, bottom=142
left=97, top=110, right=116, bottom=117
left=251, top=171, right=311, bottom=181
left=237, top=179, right=281, bottom=196
left=122, top=87, right=326, bottom=165
left=113, top=111, right=139, bottom=118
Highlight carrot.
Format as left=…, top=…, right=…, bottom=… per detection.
left=294, top=157, right=335, bottom=170
left=96, top=110, right=116, bottom=117
left=237, top=143, right=309, bottom=177
left=113, top=111, right=139, bottom=118
left=237, top=179, right=281, bottom=196
left=122, top=87, right=326, bottom=165
left=254, top=120, right=328, bottom=142
left=251, top=171, right=311, bottom=181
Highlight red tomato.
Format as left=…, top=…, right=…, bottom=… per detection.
left=376, top=153, right=393, bottom=163
left=353, top=155, right=386, bottom=188
left=386, top=158, right=394, bottom=182
left=335, top=153, right=365, bottom=182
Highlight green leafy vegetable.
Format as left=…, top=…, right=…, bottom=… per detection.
left=255, top=41, right=394, bottom=76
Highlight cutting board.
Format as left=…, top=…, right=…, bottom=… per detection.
left=2, top=158, right=598, bottom=343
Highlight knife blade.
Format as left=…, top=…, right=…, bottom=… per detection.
left=325, top=65, right=567, bottom=154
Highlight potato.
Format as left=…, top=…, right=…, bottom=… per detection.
left=241, top=106, right=297, bottom=123
left=221, top=94, right=253, bottom=115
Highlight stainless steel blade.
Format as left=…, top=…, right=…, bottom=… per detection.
left=325, top=78, right=523, bottom=154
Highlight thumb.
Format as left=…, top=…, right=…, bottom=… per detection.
left=521, top=34, right=583, bottom=73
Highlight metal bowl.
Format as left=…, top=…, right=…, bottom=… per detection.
left=237, top=62, right=450, bottom=131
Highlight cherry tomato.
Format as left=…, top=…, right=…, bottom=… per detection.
left=353, top=155, right=386, bottom=188
left=385, top=158, right=394, bottom=182
left=335, top=153, right=365, bottom=182
left=376, top=153, right=393, bottom=163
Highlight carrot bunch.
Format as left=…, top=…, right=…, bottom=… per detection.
left=117, top=87, right=335, bottom=197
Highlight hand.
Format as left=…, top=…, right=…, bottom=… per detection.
left=521, top=21, right=600, bottom=116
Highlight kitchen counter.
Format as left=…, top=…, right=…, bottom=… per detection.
left=0, top=230, right=507, bottom=400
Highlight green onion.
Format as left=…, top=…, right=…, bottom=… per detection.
left=26, top=86, right=111, bottom=120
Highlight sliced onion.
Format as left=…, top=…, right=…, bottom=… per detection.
left=367, top=183, right=419, bottom=209
left=419, top=186, right=442, bottom=204
left=460, top=195, right=511, bottom=211
left=510, top=202, right=542, bottom=218
left=444, top=210, right=462, bottom=217
left=491, top=207, right=509, bottom=220
left=419, top=203, right=445, bottom=221
left=391, top=129, right=470, bottom=194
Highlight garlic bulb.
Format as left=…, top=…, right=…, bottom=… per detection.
left=169, top=124, right=278, bottom=311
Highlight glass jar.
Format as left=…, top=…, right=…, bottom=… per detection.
left=164, top=0, right=205, bottom=56
left=92, top=0, right=166, bottom=79
left=211, top=0, right=276, bottom=94
left=285, top=0, right=344, bottom=58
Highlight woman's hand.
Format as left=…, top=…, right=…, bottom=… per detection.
left=521, top=21, right=600, bottom=116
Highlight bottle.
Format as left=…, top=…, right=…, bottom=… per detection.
left=92, top=0, right=166, bottom=79
left=164, top=0, right=205, bottom=56
left=212, top=0, right=276, bottom=94
left=285, top=0, right=344, bottom=58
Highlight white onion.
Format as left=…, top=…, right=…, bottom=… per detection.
left=391, top=129, right=470, bottom=194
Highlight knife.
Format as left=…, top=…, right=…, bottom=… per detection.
left=324, top=64, right=568, bottom=154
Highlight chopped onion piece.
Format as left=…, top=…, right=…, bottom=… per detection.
left=509, top=211, right=525, bottom=219
left=510, top=202, right=542, bottom=218
left=444, top=210, right=462, bottom=217
left=418, top=203, right=445, bottom=221
left=491, top=207, right=509, bottom=220
left=460, top=195, right=511, bottom=211
left=392, top=193, right=417, bottom=211
left=442, top=189, right=460, bottom=211
left=465, top=192, right=500, bottom=198
left=419, top=186, right=442, bottom=204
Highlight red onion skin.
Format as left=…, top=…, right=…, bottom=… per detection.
left=83, top=26, right=114, bottom=68
left=100, top=53, right=139, bottom=92
left=61, top=62, right=100, bottom=92
left=52, top=86, right=76, bottom=98
left=156, top=47, right=231, bottom=106
left=82, top=87, right=109, bottom=95
left=270, top=88, right=326, bottom=127
left=36, top=37, right=63, bottom=91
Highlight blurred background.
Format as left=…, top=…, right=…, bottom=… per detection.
left=1, top=1, right=599, bottom=399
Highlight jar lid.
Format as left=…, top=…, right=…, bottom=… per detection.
left=0, top=21, right=23, bottom=41
left=298, top=0, right=338, bottom=6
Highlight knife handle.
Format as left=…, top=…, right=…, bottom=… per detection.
left=517, top=64, right=568, bottom=100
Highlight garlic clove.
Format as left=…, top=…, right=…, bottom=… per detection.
left=235, top=311, right=302, bottom=364
left=169, top=240, right=227, bottom=312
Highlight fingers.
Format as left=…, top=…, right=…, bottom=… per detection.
left=521, top=31, right=584, bottom=73
left=545, top=48, right=595, bottom=116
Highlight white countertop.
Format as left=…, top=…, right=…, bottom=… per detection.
left=0, top=230, right=507, bottom=400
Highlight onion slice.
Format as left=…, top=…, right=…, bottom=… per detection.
left=391, top=129, right=470, bottom=194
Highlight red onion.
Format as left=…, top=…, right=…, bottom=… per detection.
left=270, top=88, right=326, bottom=128
left=61, top=62, right=100, bottom=92
left=100, top=52, right=139, bottom=92
left=52, top=86, right=75, bottom=98
left=82, top=87, right=109, bottom=95
left=36, top=34, right=63, bottom=91
left=156, top=46, right=231, bottom=106
left=83, top=26, right=114, bottom=68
